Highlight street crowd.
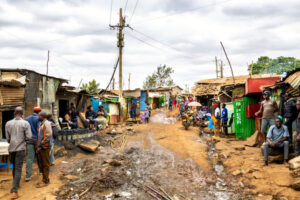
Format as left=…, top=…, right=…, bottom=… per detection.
left=4, top=103, right=111, bottom=199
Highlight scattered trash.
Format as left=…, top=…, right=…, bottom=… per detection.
left=61, top=161, right=68, bottom=164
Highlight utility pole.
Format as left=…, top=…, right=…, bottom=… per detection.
left=46, top=50, right=50, bottom=75
left=128, top=73, right=131, bottom=90
left=110, top=8, right=131, bottom=121
left=250, top=60, right=254, bottom=78
left=220, top=60, right=224, bottom=78
left=265, top=58, right=269, bottom=74
left=295, top=57, right=297, bottom=69
left=112, top=77, right=115, bottom=90
left=215, top=56, right=219, bottom=78
left=220, top=41, right=235, bottom=84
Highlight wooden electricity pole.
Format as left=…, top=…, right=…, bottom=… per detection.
left=215, top=56, right=219, bottom=78
left=128, top=73, right=131, bottom=90
left=112, top=77, right=115, bottom=90
left=220, top=41, right=235, bottom=84
left=46, top=50, right=50, bottom=75
left=220, top=60, right=224, bottom=78
left=110, top=8, right=131, bottom=120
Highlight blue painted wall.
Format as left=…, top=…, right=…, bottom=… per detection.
left=140, top=91, right=147, bottom=111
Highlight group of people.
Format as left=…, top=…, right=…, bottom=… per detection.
left=63, top=104, right=108, bottom=130
left=255, top=90, right=300, bottom=165
left=5, top=107, right=58, bottom=199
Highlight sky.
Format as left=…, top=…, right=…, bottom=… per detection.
left=0, top=0, right=300, bottom=90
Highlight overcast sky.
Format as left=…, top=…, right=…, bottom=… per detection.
left=0, top=0, right=300, bottom=90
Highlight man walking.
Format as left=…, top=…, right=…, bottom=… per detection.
left=221, top=104, right=228, bottom=135
left=283, top=93, right=297, bottom=144
left=255, top=90, right=278, bottom=143
left=131, top=101, right=137, bottom=120
left=25, top=107, right=41, bottom=182
left=5, top=107, right=32, bottom=199
left=295, top=100, right=300, bottom=156
left=36, top=111, right=52, bottom=188
left=263, top=117, right=289, bottom=165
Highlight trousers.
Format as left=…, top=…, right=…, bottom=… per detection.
left=26, top=143, right=35, bottom=178
left=264, top=141, right=289, bottom=161
left=10, top=150, right=25, bottom=193
left=37, top=148, right=51, bottom=184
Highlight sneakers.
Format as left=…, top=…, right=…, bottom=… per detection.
left=10, top=193, right=19, bottom=199
left=36, top=182, right=49, bottom=188
left=25, top=177, right=31, bottom=182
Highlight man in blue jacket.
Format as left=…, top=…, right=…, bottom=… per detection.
left=25, top=107, right=41, bottom=182
left=221, top=104, right=228, bottom=135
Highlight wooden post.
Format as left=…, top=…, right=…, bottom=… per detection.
left=220, top=41, right=235, bottom=84
left=128, top=73, right=131, bottom=90
left=46, top=50, right=50, bottom=75
left=215, top=56, right=218, bottom=78
left=220, top=60, right=224, bottom=78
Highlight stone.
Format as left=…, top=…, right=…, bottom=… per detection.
left=291, top=177, right=300, bottom=190
left=63, top=174, right=80, bottom=181
left=232, top=170, right=241, bottom=176
left=108, top=159, right=122, bottom=167
left=78, top=140, right=100, bottom=152
left=289, top=156, right=300, bottom=170
left=291, top=168, right=300, bottom=178
left=63, top=141, right=75, bottom=150
left=54, top=146, right=65, bottom=156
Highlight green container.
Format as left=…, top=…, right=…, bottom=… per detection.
left=233, top=97, right=256, bottom=139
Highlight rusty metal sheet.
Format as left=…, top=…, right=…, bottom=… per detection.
left=0, top=87, right=24, bottom=107
left=284, top=71, right=300, bottom=90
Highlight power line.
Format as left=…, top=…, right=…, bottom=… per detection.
left=100, top=57, right=119, bottom=96
left=110, top=0, right=113, bottom=24
left=126, top=31, right=165, bottom=52
left=130, top=29, right=195, bottom=59
left=129, top=0, right=139, bottom=23
left=124, top=0, right=129, bottom=15
left=134, top=0, right=234, bottom=25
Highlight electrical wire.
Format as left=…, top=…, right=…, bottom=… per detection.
left=126, top=31, right=165, bottom=52
left=128, top=0, right=139, bottom=23
left=110, top=0, right=113, bottom=24
left=124, top=0, right=129, bottom=15
left=130, top=29, right=195, bottom=59
left=100, top=57, right=119, bottom=96
left=134, top=0, right=235, bottom=25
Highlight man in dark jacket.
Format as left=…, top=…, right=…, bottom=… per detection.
left=25, top=107, right=41, bottom=182
left=283, top=93, right=297, bottom=144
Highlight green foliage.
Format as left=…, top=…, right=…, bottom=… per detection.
left=81, top=79, right=100, bottom=94
left=249, top=56, right=300, bottom=75
left=143, top=65, right=175, bottom=89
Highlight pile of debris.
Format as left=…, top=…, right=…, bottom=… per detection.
left=289, top=156, right=300, bottom=190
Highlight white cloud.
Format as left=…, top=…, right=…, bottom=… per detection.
left=0, top=0, right=299, bottom=89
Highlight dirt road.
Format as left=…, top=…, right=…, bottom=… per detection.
left=0, top=110, right=251, bottom=200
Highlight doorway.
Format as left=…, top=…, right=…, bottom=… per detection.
left=2, top=110, right=14, bottom=139
left=59, top=100, right=69, bottom=119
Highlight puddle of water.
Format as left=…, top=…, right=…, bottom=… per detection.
left=150, top=110, right=177, bottom=124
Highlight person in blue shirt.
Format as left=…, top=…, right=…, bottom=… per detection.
left=25, top=107, right=41, bottom=182
left=221, top=104, right=228, bottom=135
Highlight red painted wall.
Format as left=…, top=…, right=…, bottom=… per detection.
left=246, top=77, right=280, bottom=94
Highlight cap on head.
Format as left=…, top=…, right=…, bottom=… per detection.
left=263, top=90, right=270, bottom=96
left=34, top=107, right=41, bottom=111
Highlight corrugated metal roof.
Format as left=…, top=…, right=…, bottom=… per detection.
left=284, top=71, right=300, bottom=89
left=0, top=87, right=24, bottom=107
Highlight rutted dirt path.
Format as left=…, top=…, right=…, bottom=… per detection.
left=1, top=110, right=250, bottom=200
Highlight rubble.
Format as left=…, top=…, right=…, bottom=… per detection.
left=78, top=140, right=100, bottom=152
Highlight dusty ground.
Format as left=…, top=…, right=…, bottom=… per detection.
left=0, top=109, right=274, bottom=200
left=215, top=138, right=300, bottom=200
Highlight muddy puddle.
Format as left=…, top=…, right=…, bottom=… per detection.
left=57, top=111, right=252, bottom=200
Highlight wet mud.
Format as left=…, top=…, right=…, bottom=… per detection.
left=56, top=110, right=253, bottom=200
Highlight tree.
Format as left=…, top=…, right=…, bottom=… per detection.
left=249, top=56, right=300, bottom=75
left=143, top=65, right=175, bottom=89
left=81, top=79, right=100, bottom=94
